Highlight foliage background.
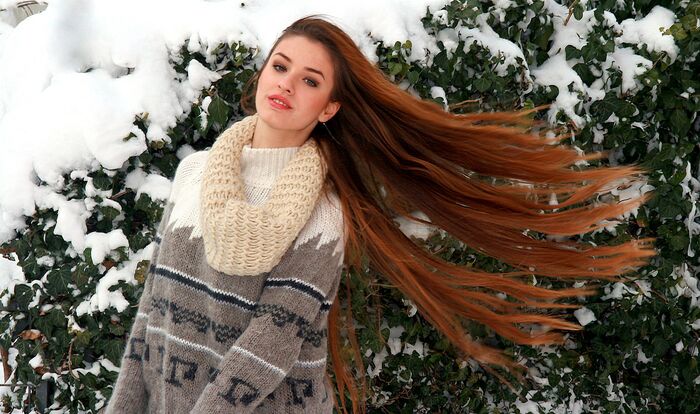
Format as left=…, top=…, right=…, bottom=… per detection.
left=0, top=0, right=698, bottom=412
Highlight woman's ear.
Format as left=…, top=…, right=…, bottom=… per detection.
left=320, top=101, right=341, bottom=123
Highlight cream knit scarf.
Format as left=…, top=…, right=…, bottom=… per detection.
left=199, top=113, right=327, bottom=276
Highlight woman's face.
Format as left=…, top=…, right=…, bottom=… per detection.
left=254, top=35, right=340, bottom=134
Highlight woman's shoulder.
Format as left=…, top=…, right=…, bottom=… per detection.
left=168, top=150, right=210, bottom=202
left=176, top=150, right=209, bottom=175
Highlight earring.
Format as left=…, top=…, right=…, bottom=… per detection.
left=321, top=121, right=342, bottom=145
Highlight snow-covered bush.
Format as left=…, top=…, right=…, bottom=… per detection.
left=0, top=0, right=697, bottom=412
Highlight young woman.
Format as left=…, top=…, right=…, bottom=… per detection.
left=105, top=14, right=657, bottom=414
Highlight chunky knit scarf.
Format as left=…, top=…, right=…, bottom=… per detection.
left=199, top=113, right=327, bottom=276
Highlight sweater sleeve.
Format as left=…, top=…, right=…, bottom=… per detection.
left=191, top=222, right=344, bottom=413
left=104, top=201, right=173, bottom=414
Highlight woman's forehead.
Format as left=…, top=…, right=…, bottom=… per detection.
left=272, top=36, right=334, bottom=71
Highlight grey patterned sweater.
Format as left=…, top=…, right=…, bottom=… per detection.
left=104, top=143, right=345, bottom=413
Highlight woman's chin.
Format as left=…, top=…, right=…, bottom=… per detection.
left=257, top=111, right=296, bottom=130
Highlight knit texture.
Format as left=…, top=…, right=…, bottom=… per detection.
left=104, top=137, right=345, bottom=413
left=200, top=113, right=327, bottom=276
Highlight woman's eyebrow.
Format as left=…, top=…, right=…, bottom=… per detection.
left=273, top=52, right=325, bottom=80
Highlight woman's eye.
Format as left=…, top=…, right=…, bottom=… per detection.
left=272, top=64, right=318, bottom=87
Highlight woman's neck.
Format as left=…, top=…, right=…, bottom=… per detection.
left=240, top=143, right=300, bottom=188
left=251, top=115, right=315, bottom=148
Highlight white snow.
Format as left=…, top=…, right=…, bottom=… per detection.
left=573, top=306, right=597, bottom=326
left=75, top=241, right=156, bottom=316
left=387, top=325, right=405, bottom=355
left=394, top=210, right=438, bottom=240
left=0, top=252, right=27, bottom=307
left=1, top=0, right=454, bottom=320
left=0, top=0, right=681, bottom=251
left=529, top=1, right=678, bottom=128
left=84, top=229, right=129, bottom=264
left=637, top=347, right=651, bottom=363
left=0, top=0, right=687, bottom=412
left=28, top=353, right=43, bottom=369
left=401, top=297, right=418, bottom=317
left=617, top=5, right=680, bottom=61
left=124, top=169, right=173, bottom=202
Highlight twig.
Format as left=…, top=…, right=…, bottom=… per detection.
left=0, top=247, right=16, bottom=255
left=448, top=98, right=481, bottom=112
left=108, top=189, right=131, bottom=201
left=0, top=347, right=10, bottom=383
left=564, top=0, right=581, bottom=26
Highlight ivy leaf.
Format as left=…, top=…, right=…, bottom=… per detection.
left=46, top=269, right=71, bottom=297
left=389, top=62, right=403, bottom=76
left=473, top=77, right=491, bottom=92
left=207, top=95, right=230, bottom=131
left=79, top=372, right=98, bottom=388
left=92, top=172, right=111, bottom=191
left=407, top=70, right=420, bottom=85
left=72, top=331, right=92, bottom=349
left=669, top=109, right=690, bottom=136
left=108, top=322, right=125, bottom=336
left=48, top=309, right=66, bottom=327
left=13, top=285, right=34, bottom=311
left=72, top=263, right=91, bottom=288
left=652, top=336, right=670, bottom=356
left=104, top=339, right=125, bottom=364
left=565, top=45, right=581, bottom=60
left=591, top=95, right=637, bottom=120
left=98, top=205, right=120, bottom=222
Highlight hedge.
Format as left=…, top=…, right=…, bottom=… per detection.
left=0, top=0, right=698, bottom=412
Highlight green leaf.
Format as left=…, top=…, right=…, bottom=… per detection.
left=207, top=95, right=230, bottom=130
left=669, top=109, right=690, bottom=136
left=134, top=192, right=154, bottom=212
left=108, top=322, right=125, bottom=336
left=473, top=77, right=491, bottom=92
left=72, top=263, right=91, bottom=288
left=389, top=62, right=403, bottom=76
left=652, top=336, right=670, bottom=356
left=92, top=172, right=111, bottom=191
left=73, top=330, right=92, bottom=348
left=565, top=45, right=581, bottom=60
left=602, top=39, right=615, bottom=53
left=668, top=167, right=687, bottom=185
left=407, top=70, right=420, bottom=85
left=104, top=339, right=126, bottom=364
left=79, top=372, right=98, bottom=388
left=46, top=268, right=71, bottom=297
left=98, top=205, right=120, bottom=222
left=534, top=22, right=554, bottom=50
left=48, top=309, right=66, bottom=327
left=139, top=151, right=153, bottom=164
left=14, top=284, right=34, bottom=311
left=591, top=94, right=637, bottom=120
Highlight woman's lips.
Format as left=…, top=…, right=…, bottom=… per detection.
left=269, top=97, right=291, bottom=110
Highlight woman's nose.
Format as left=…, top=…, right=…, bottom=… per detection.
left=278, top=76, right=293, bottom=94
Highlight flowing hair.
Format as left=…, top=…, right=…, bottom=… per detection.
left=239, top=14, right=658, bottom=414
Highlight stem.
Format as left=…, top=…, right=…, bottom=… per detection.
left=564, top=0, right=581, bottom=26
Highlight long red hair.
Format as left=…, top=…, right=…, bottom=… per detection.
left=240, top=15, right=657, bottom=414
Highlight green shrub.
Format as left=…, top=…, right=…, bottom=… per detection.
left=0, top=1, right=697, bottom=412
